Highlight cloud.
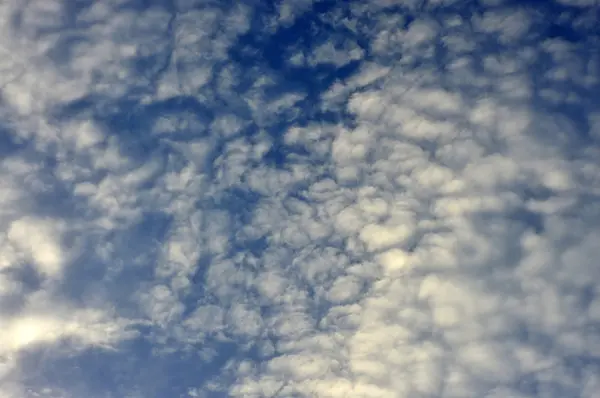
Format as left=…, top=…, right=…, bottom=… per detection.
left=1, top=306, right=136, bottom=354
left=5, top=217, right=65, bottom=279
left=1, top=0, right=599, bottom=397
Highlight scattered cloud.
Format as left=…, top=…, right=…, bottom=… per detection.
left=0, top=0, right=599, bottom=397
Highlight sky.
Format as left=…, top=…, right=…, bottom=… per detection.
left=0, top=0, right=599, bottom=397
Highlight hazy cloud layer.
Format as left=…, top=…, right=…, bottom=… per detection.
left=0, top=0, right=599, bottom=397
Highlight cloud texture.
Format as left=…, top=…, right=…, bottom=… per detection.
left=0, top=0, right=599, bottom=397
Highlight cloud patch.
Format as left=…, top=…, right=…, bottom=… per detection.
left=1, top=0, right=600, bottom=397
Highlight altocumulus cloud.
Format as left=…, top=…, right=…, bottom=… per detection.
left=0, top=0, right=600, bottom=397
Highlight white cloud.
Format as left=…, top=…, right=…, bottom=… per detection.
left=309, top=38, right=365, bottom=68
left=221, top=3, right=600, bottom=398
left=6, top=217, right=65, bottom=279
left=0, top=0, right=254, bottom=394
left=276, top=0, right=313, bottom=26
left=326, top=274, right=363, bottom=304
left=137, top=284, right=185, bottom=327
left=1, top=309, right=135, bottom=353
left=473, top=8, right=533, bottom=44
left=226, top=302, right=264, bottom=339
left=1, top=0, right=599, bottom=396
left=0, top=292, right=138, bottom=392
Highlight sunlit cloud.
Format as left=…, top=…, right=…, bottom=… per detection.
left=0, top=0, right=599, bottom=396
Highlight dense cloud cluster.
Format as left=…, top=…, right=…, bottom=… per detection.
left=0, top=0, right=599, bottom=397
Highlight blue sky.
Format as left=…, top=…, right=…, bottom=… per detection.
left=0, top=0, right=600, bottom=397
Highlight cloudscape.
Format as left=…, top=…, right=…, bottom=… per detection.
left=1, top=0, right=600, bottom=397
